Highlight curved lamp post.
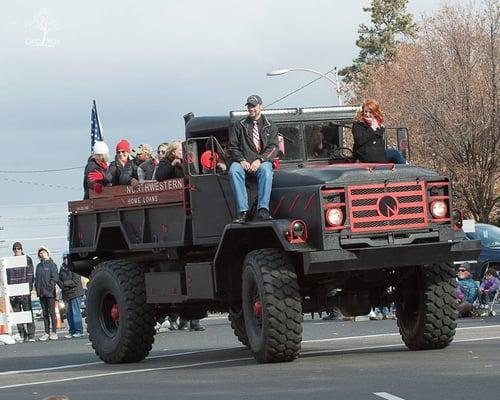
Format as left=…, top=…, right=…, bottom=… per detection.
left=267, top=67, right=342, bottom=105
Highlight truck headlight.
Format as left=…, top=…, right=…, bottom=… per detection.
left=430, top=200, right=447, bottom=218
left=325, top=208, right=343, bottom=226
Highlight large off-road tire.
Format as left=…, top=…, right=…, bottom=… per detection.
left=396, top=263, right=457, bottom=350
left=87, top=259, right=155, bottom=363
left=242, top=248, right=303, bottom=363
left=228, top=304, right=249, bottom=347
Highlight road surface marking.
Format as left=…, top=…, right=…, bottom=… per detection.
left=374, top=392, right=406, bottom=400
left=0, top=357, right=254, bottom=390
left=1, top=326, right=498, bottom=378
left=0, top=348, right=226, bottom=376
left=0, top=335, right=499, bottom=390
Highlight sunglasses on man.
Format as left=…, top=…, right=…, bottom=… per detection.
left=458, top=269, right=467, bottom=272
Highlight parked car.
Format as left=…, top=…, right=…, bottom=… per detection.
left=465, top=223, right=500, bottom=279
left=31, top=299, right=43, bottom=320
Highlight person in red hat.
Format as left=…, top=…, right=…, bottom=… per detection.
left=108, top=139, right=132, bottom=186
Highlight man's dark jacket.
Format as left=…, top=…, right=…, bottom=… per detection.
left=352, top=122, right=387, bottom=163
left=58, top=263, right=84, bottom=301
left=34, top=259, right=59, bottom=298
left=119, top=158, right=141, bottom=185
left=108, top=157, right=128, bottom=186
left=138, top=159, right=157, bottom=181
left=229, top=115, right=279, bottom=163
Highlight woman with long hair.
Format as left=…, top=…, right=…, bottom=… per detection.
left=352, top=98, right=387, bottom=163
left=352, top=99, right=406, bottom=164
left=156, top=140, right=184, bottom=181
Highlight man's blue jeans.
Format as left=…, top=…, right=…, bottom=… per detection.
left=229, top=161, right=273, bottom=213
left=66, top=296, right=83, bottom=335
left=385, top=149, right=407, bottom=164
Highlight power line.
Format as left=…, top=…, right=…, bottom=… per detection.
left=266, top=67, right=338, bottom=108
left=0, top=177, right=80, bottom=190
left=0, top=166, right=83, bottom=174
left=0, top=202, right=68, bottom=208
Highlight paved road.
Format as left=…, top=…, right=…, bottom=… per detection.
left=1, top=315, right=499, bottom=400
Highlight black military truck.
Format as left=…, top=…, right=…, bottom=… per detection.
left=67, top=105, right=480, bottom=364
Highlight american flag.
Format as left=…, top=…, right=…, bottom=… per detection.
left=90, top=99, right=103, bottom=150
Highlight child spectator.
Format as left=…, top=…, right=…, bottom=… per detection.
left=478, top=268, right=499, bottom=309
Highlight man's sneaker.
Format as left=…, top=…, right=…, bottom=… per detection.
left=233, top=211, right=248, bottom=224
left=256, top=208, right=272, bottom=221
left=190, top=325, right=206, bottom=332
left=39, top=333, right=49, bottom=342
left=49, top=333, right=58, bottom=340
left=27, top=338, right=36, bottom=342
left=178, top=321, right=189, bottom=330
left=72, top=333, right=84, bottom=338
left=12, top=333, right=22, bottom=342
left=65, top=333, right=74, bottom=339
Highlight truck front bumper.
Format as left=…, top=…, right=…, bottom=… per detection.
left=302, top=239, right=481, bottom=274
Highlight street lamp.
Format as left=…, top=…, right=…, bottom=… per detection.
left=267, top=67, right=342, bottom=105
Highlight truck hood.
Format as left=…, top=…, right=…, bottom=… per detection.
left=273, top=163, right=443, bottom=188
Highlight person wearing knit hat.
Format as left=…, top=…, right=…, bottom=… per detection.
left=34, top=245, right=59, bottom=341
left=83, top=141, right=112, bottom=199
left=119, top=143, right=153, bottom=186
left=7, top=242, right=36, bottom=342
left=108, top=139, right=132, bottom=185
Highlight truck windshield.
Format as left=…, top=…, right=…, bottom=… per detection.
left=305, top=122, right=341, bottom=160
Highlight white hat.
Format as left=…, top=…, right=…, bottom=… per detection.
left=93, top=141, right=109, bottom=155
left=37, top=246, right=50, bottom=257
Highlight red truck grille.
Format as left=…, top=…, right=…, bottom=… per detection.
left=348, top=182, right=428, bottom=233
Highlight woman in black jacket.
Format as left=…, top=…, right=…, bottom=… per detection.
left=156, top=140, right=185, bottom=181
left=34, top=246, right=59, bottom=341
left=352, top=98, right=388, bottom=163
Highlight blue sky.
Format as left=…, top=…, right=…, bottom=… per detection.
left=0, top=0, right=463, bottom=260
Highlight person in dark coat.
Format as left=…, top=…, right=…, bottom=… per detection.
left=138, top=142, right=168, bottom=181
left=58, top=254, right=85, bottom=338
left=7, top=242, right=36, bottom=342
left=108, top=139, right=132, bottom=186
left=83, top=141, right=112, bottom=199
left=156, top=140, right=185, bottom=181
left=228, top=95, right=279, bottom=223
left=34, top=246, right=59, bottom=341
left=352, top=99, right=388, bottom=163
left=120, top=143, right=153, bottom=186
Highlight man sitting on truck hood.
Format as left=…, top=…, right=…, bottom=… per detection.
left=228, top=94, right=279, bottom=223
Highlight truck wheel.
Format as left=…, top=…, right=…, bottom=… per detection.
left=396, top=263, right=457, bottom=350
left=242, top=248, right=303, bottom=363
left=87, top=259, right=155, bottom=363
left=228, top=304, right=249, bottom=348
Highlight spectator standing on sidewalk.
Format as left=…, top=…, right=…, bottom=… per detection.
left=34, top=246, right=59, bottom=341
left=58, top=254, right=85, bottom=338
left=6, top=242, right=36, bottom=342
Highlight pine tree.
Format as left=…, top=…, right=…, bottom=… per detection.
left=341, top=0, right=417, bottom=83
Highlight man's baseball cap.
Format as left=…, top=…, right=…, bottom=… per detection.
left=134, top=143, right=153, bottom=155
left=459, top=262, right=470, bottom=271
left=245, top=95, right=263, bottom=107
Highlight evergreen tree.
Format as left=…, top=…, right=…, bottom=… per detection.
left=341, top=0, right=417, bottom=83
